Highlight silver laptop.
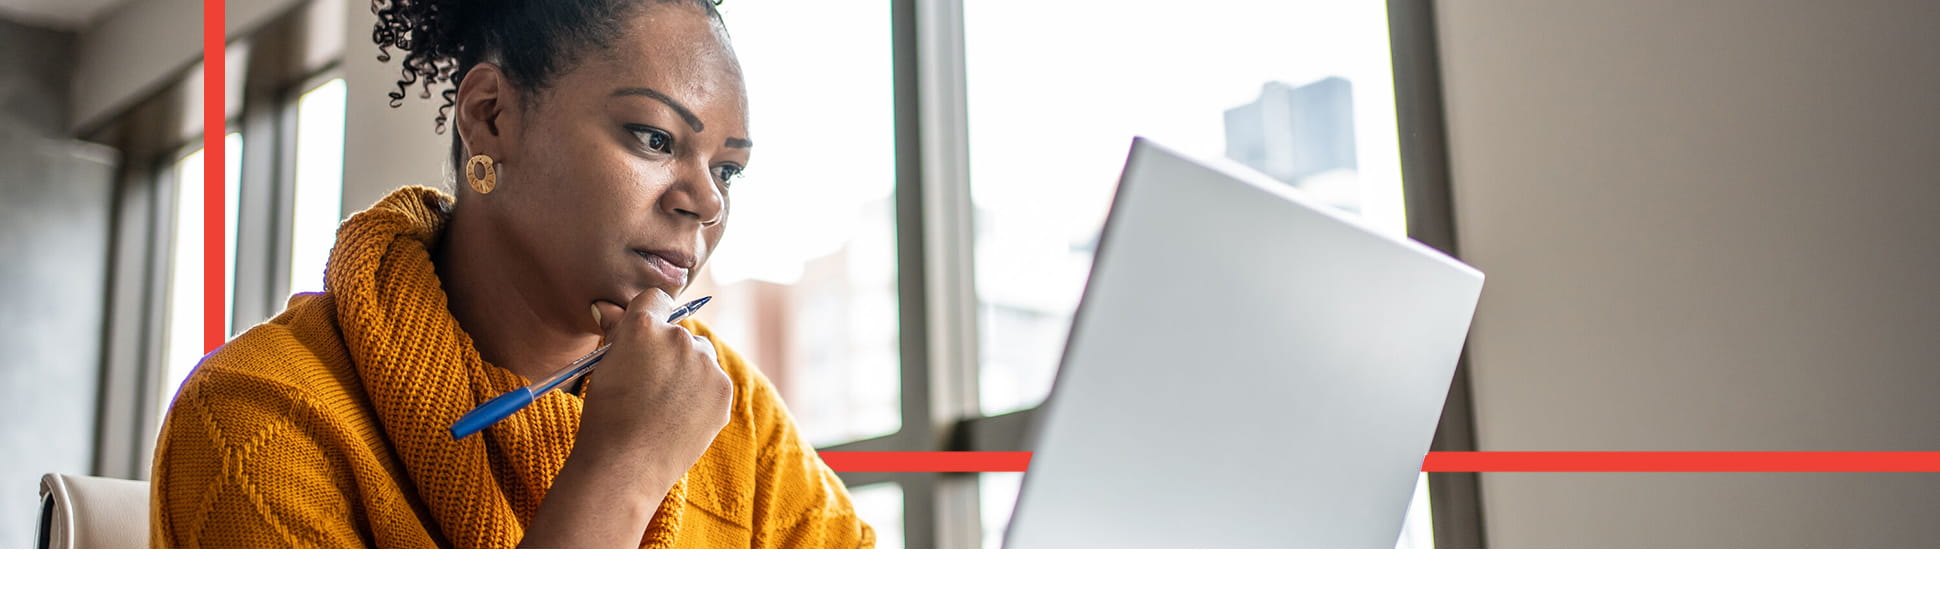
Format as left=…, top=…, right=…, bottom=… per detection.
left=1002, top=138, right=1484, bottom=548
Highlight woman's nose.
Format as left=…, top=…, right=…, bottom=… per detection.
left=661, top=160, right=725, bottom=226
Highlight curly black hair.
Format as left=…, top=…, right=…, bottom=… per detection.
left=371, top=0, right=725, bottom=166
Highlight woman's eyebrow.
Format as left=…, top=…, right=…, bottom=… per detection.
left=612, top=87, right=705, bottom=132
left=612, top=86, right=751, bottom=149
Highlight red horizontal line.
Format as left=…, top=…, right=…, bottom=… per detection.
left=1423, top=451, right=1940, bottom=472
left=821, top=451, right=1940, bottom=473
left=821, top=452, right=1031, bottom=472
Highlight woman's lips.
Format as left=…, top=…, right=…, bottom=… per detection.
left=634, top=249, right=691, bottom=288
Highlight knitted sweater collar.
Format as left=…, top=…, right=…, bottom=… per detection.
left=325, top=185, right=686, bottom=548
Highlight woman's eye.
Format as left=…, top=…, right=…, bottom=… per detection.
left=714, top=164, right=743, bottom=186
left=630, top=126, right=672, bottom=153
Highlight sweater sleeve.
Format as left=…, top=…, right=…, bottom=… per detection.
left=748, top=389, right=878, bottom=549
left=699, top=331, right=876, bottom=549
left=149, top=370, right=368, bottom=548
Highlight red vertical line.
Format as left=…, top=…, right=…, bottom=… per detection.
left=204, top=0, right=226, bottom=353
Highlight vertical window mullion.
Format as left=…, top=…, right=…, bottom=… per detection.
left=235, top=77, right=281, bottom=333
left=915, top=0, right=983, bottom=549
left=1387, top=0, right=1486, bottom=549
left=93, top=162, right=160, bottom=480
left=890, top=0, right=932, bottom=550
left=266, top=79, right=303, bottom=310
left=133, top=156, right=178, bottom=480
left=892, top=0, right=983, bottom=548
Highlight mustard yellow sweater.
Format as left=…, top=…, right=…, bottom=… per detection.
left=149, top=186, right=874, bottom=548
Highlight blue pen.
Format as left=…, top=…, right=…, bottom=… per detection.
left=449, top=296, right=713, bottom=439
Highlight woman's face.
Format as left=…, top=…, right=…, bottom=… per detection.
left=467, top=2, right=749, bottom=334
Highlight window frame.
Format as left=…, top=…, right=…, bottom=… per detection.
left=813, top=0, right=986, bottom=550
left=1386, top=0, right=1487, bottom=549
left=91, top=2, right=348, bottom=481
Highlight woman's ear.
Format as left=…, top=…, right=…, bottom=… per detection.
left=453, top=63, right=523, bottom=163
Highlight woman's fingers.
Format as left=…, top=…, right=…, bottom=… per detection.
left=592, top=288, right=678, bottom=338
left=626, top=288, right=679, bottom=327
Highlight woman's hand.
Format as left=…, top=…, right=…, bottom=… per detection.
left=581, top=287, right=735, bottom=473
left=518, top=288, right=733, bottom=548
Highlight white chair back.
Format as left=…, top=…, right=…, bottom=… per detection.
left=37, top=473, right=150, bottom=549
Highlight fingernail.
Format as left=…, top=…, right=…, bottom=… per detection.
left=590, top=303, right=603, bottom=328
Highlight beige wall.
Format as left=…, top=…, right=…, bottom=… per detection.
left=1435, top=0, right=1940, bottom=547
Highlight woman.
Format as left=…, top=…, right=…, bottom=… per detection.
left=149, top=0, right=875, bottom=548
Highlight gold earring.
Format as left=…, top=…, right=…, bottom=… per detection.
left=465, top=154, right=498, bottom=194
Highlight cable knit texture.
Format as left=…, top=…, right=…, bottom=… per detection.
left=150, top=185, right=874, bottom=548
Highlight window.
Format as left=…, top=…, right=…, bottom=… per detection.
left=960, top=0, right=1429, bottom=547
left=964, top=0, right=1407, bottom=416
left=687, top=1, right=902, bottom=448
left=158, top=132, right=242, bottom=420
left=97, top=1, right=372, bottom=481
left=977, top=472, right=1023, bottom=549
left=847, top=482, right=906, bottom=550
left=289, top=77, right=347, bottom=298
